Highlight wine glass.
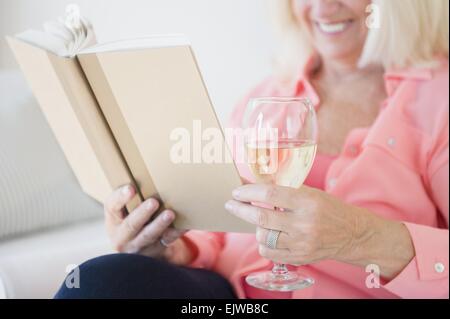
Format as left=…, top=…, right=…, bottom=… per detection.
left=242, top=97, right=318, bottom=291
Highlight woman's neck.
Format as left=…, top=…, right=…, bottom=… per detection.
left=315, top=57, right=384, bottom=83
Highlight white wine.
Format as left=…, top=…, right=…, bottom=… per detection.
left=246, top=140, right=317, bottom=188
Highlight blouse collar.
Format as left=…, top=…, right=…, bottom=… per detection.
left=278, top=55, right=443, bottom=101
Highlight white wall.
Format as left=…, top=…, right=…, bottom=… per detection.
left=0, top=0, right=277, bottom=123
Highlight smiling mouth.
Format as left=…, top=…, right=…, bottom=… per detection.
left=315, top=20, right=353, bottom=34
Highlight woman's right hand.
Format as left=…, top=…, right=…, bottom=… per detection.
left=104, top=184, right=195, bottom=265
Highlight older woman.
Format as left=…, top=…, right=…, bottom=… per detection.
left=56, top=0, right=448, bottom=299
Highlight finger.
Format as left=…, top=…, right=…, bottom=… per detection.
left=127, top=210, right=175, bottom=251
left=161, top=228, right=187, bottom=245
left=225, top=200, right=290, bottom=231
left=255, top=227, right=292, bottom=249
left=258, top=244, right=290, bottom=263
left=104, top=185, right=136, bottom=222
left=116, top=198, right=160, bottom=245
left=232, top=184, right=300, bottom=210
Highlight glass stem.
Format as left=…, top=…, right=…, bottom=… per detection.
left=272, top=263, right=289, bottom=275
left=271, top=205, right=288, bottom=276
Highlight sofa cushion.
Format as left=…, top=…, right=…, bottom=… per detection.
left=0, top=70, right=102, bottom=239
left=0, top=219, right=111, bottom=298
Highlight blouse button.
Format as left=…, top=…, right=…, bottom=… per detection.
left=387, top=137, right=396, bottom=148
left=434, top=262, right=445, bottom=274
left=328, top=178, right=337, bottom=188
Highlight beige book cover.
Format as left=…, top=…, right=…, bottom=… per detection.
left=7, top=33, right=254, bottom=233
left=6, top=37, right=142, bottom=212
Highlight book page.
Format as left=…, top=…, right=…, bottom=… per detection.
left=14, top=6, right=96, bottom=57
left=79, top=34, right=190, bottom=54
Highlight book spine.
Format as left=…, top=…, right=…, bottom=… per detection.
left=77, top=53, right=159, bottom=206
left=54, top=54, right=144, bottom=212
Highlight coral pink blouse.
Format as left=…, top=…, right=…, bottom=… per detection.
left=185, top=60, right=449, bottom=299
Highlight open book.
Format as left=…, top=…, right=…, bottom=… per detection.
left=7, top=11, right=253, bottom=233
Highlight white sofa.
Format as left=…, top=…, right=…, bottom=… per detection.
left=0, top=219, right=111, bottom=298
left=0, top=70, right=112, bottom=298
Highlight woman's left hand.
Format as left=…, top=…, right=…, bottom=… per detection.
left=225, top=184, right=414, bottom=277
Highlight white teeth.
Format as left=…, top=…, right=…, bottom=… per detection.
left=317, top=22, right=348, bottom=34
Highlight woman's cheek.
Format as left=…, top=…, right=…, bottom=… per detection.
left=342, top=0, right=372, bottom=17
left=292, top=0, right=311, bottom=24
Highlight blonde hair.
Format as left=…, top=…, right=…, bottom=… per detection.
left=272, top=0, right=449, bottom=82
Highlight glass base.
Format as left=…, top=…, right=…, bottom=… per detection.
left=245, top=270, right=314, bottom=292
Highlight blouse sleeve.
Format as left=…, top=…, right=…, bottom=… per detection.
left=183, top=231, right=226, bottom=269
left=383, top=101, right=449, bottom=298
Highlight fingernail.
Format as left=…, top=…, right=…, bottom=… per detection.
left=122, top=185, right=131, bottom=196
left=163, top=211, right=173, bottom=222
left=225, top=200, right=234, bottom=211
left=146, top=199, right=156, bottom=210
left=232, top=189, right=241, bottom=198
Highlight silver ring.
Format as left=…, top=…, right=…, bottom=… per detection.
left=159, top=238, right=169, bottom=248
left=266, top=229, right=281, bottom=249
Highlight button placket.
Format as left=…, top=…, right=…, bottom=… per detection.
left=342, top=127, right=370, bottom=158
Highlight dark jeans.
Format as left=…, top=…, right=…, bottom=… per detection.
left=54, top=253, right=237, bottom=299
